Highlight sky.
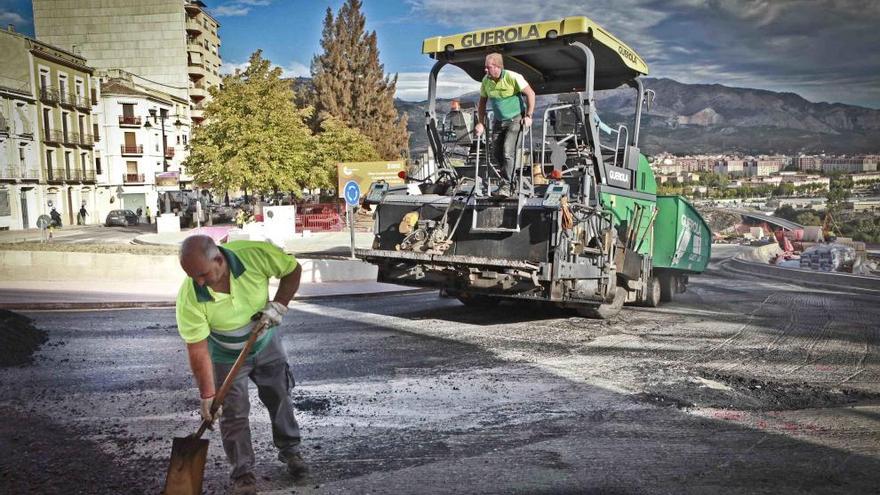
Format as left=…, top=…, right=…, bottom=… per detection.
left=2, top=0, right=879, bottom=108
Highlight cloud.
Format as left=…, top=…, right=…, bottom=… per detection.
left=212, top=0, right=272, bottom=17
left=408, top=0, right=880, bottom=108
left=220, top=60, right=310, bottom=79
left=395, top=67, right=480, bottom=101
left=279, top=61, right=310, bottom=79
left=0, top=11, right=26, bottom=25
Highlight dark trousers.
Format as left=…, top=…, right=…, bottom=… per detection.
left=213, top=331, right=301, bottom=479
left=491, top=116, right=523, bottom=183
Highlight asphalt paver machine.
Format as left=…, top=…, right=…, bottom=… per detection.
left=357, top=16, right=710, bottom=318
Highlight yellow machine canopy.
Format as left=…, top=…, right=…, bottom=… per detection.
left=422, top=16, right=649, bottom=94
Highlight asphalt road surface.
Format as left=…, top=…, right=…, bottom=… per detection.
left=1, top=249, right=879, bottom=494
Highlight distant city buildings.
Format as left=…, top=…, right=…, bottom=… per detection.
left=32, top=0, right=221, bottom=125
left=0, top=26, right=98, bottom=230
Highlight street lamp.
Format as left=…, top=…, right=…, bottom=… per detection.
left=145, top=108, right=183, bottom=215
left=144, top=108, right=182, bottom=172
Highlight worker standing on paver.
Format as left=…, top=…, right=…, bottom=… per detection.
left=176, top=235, right=307, bottom=495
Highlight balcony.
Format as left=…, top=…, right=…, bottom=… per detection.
left=68, top=168, right=82, bottom=182
left=123, top=173, right=145, bottom=184
left=0, top=166, right=19, bottom=180
left=79, top=133, right=94, bottom=146
left=45, top=167, right=66, bottom=183
left=74, top=94, right=92, bottom=111
left=43, top=129, right=63, bottom=144
left=186, top=17, right=203, bottom=35
left=58, top=91, right=75, bottom=108
left=119, top=116, right=142, bottom=127
left=40, top=87, right=59, bottom=105
left=189, top=83, right=208, bottom=100
left=188, top=61, right=206, bottom=79
left=82, top=169, right=96, bottom=182
left=121, top=145, right=144, bottom=156
left=63, top=131, right=80, bottom=146
left=0, top=124, right=9, bottom=136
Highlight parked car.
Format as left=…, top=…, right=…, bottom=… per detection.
left=105, top=209, right=139, bottom=227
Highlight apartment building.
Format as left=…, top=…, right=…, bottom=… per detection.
left=796, top=155, right=822, bottom=172
left=0, top=27, right=97, bottom=230
left=33, top=0, right=221, bottom=126
left=93, top=73, right=190, bottom=215
left=745, top=157, right=783, bottom=177
left=714, top=158, right=745, bottom=176
left=820, top=155, right=879, bottom=174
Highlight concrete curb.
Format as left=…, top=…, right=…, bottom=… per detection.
left=722, top=257, right=880, bottom=294
left=0, top=249, right=379, bottom=284
left=0, top=287, right=432, bottom=312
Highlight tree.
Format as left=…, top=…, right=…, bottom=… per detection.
left=185, top=51, right=315, bottom=195
left=310, top=0, right=409, bottom=159
left=313, top=116, right=381, bottom=190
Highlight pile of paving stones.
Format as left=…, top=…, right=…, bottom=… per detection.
left=0, top=310, right=48, bottom=367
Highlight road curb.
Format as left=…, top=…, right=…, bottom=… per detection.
left=0, top=287, right=432, bottom=312
left=721, top=257, right=880, bottom=294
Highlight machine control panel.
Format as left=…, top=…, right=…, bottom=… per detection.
left=363, top=181, right=390, bottom=205
left=542, top=182, right=570, bottom=208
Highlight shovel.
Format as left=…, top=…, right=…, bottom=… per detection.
left=163, top=319, right=268, bottom=495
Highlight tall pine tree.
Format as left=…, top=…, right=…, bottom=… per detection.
left=310, top=0, right=408, bottom=160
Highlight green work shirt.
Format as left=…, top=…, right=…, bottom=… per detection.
left=176, top=240, right=298, bottom=363
left=480, top=69, right=529, bottom=121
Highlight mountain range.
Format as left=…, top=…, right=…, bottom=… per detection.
left=397, top=77, right=880, bottom=157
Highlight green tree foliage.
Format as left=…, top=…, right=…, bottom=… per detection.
left=825, top=172, right=853, bottom=213
left=185, top=51, right=314, bottom=194
left=310, top=0, right=409, bottom=160
left=185, top=51, right=378, bottom=197
left=313, top=116, right=381, bottom=189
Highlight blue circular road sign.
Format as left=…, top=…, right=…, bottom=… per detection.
left=343, top=180, right=361, bottom=206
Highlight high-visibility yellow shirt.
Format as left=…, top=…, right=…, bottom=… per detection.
left=176, top=240, right=298, bottom=363
left=480, top=69, right=529, bottom=121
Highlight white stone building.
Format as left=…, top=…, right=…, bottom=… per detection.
left=93, top=74, right=191, bottom=217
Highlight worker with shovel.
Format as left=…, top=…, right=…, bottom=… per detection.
left=176, top=235, right=306, bottom=494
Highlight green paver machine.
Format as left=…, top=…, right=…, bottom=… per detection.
left=356, top=16, right=710, bottom=318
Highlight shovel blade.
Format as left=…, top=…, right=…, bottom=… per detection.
left=163, top=436, right=209, bottom=495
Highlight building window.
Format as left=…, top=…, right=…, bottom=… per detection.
left=0, top=190, right=9, bottom=217
left=64, top=151, right=72, bottom=175
left=93, top=123, right=100, bottom=141
left=19, top=147, right=26, bottom=168
left=45, top=150, right=54, bottom=180
left=43, top=108, right=52, bottom=133
left=95, top=157, right=102, bottom=175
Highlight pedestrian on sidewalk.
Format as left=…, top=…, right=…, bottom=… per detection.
left=136, top=207, right=143, bottom=223
left=78, top=205, right=88, bottom=225
left=145, top=206, right=152, bottom=224
left=176, top=235, right=307, bottom=495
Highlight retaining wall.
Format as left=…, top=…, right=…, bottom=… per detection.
left=730, top=245, right=880, bottom=292
left=0, top=251, right=377, bottom=284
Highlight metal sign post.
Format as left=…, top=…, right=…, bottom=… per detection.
left=343, top=180, right=361, bottom=259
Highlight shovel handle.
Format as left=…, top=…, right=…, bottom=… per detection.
left=193, top=319, right=269, bottom=439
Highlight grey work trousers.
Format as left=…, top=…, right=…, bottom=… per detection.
left=491, top=116, right=523, bottom=184
left=212, top=331, right=301, bottom=479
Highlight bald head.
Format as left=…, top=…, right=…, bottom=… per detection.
left=180, top=235, right=220, bottom=263
left=180, top=235, right=226, bottom=289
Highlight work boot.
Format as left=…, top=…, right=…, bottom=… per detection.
left=492, top=182, right=512, bottom=199
left=281, top=450, right=309, bottom=478
left=230, top=472, right=257, bottom=495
